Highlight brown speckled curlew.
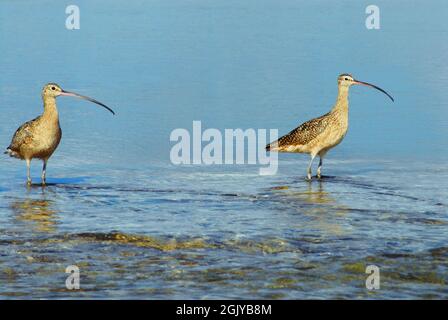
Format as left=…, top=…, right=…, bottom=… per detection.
left=5, top=83, right=115, bottom=185
left=266, top=74, right=394, bottom=180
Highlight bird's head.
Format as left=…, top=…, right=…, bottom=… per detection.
left=41, top=83, right=115, bottom=115
left=337, top=74, right=355, bottom=87
left=42, top=83, right=64, bottom=97
left=337, top=73, right=394, bottom=102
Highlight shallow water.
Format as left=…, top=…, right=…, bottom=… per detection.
left=1, top=0, right=448, bottom=299
left=0, top=161, right=447, bottom=299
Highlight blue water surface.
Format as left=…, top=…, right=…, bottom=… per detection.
left=0, top=0, right=447, bottom=299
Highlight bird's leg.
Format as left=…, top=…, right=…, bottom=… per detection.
left=307, top=155, right=316, bottom=180
left=317, top=157, right=323, bottom=179
left=42, top=159, right=47, bottom=185
left=26, top=159, right=32, bottom=185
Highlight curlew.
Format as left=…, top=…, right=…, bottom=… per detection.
left=5, top=83, right=115, bottom=185
left=266, top=74, right=394, bottom=180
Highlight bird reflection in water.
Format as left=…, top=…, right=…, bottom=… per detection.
left=271, top=180, right=349, bottom=236
left=10, top=194, right=59, bottom=233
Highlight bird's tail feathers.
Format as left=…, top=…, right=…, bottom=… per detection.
left=4, top=148, right=18, bottom=158
left=266, top=141, right=279, bottom=152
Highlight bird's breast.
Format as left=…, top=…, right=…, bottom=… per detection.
left=25, top=120, right=62, bottom=159
left=314, top=115, right=348, bottom=152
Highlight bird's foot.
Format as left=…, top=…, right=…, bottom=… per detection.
left=306, top=173, right=312, bottom=181
left=317, top=167, right=322, bottom=179
left=26, top=179, right=32, bottom=186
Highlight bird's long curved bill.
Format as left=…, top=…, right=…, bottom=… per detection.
left=354, top=80, right=394, bottom=102
left=60, top=90, right=115, bottom=115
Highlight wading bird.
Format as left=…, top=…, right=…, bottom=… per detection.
left=266, top=74, right=394, bottom=180
left=5, top=83, right=115, bottom=185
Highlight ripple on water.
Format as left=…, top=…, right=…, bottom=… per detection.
left=1, top=161, right=448, bottom=299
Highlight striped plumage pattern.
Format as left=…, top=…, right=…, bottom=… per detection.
left=266, top=112, right=332, bottom=152
left=5, top=117, right=40, bottom=159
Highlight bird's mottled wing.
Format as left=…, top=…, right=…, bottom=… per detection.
left=7, top=117, right=39, bottom=152
left=267, top=112, right=330, bottom=150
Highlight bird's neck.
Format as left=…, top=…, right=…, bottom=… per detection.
left=42, top=96, right=59, bottom=121
left=332, top=86, right=349, bottom=114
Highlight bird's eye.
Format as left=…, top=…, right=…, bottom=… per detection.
left=345, top=78, right=349, bottom=81
left=51, top=87, right=56, bottom=90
